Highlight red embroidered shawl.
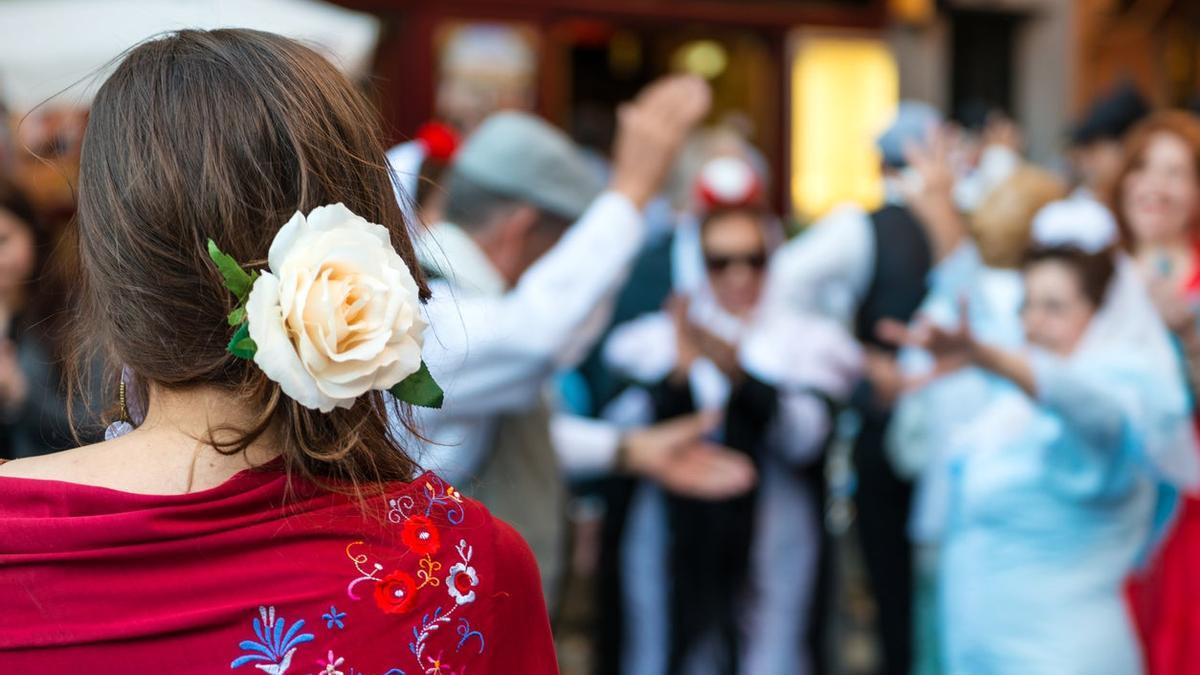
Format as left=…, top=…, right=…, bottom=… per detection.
left=0, top=467, right=558, bottom=674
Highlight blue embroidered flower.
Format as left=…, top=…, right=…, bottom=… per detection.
left=456, top=618, right=485, bottom=654
left=230, top=605, right=315, bottom=672
left=322, top=606, right=347, bottom=630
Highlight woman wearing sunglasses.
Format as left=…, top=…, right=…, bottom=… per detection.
left=598, top=157, right=861, bottom=674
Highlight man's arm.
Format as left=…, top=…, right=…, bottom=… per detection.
left=423, top=192, right=645, bottom=415
left=764, top=206, right=875, bottom=323
left=422, top=75, right=711, bottom=418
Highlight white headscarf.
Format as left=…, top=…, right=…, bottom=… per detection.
left=609, top=193, right=860, bottom=410
left=1070, top=257, right=1199, bottom=488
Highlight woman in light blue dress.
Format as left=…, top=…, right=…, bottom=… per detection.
left=888, top=240, right=1196, bottom=675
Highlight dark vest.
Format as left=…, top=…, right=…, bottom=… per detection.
left=853, top=204, right=934, bottom=351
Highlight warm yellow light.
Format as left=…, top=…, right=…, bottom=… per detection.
left=889, top=0, right=935, bottom=25
left=672, top=40, right=729, bottom=80
left=791, top=35, right=898, bottom=222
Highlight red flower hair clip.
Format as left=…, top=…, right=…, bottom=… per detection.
left=415, top=122, right=461, bottom=163
left=694, top=156, right=762, bottom=213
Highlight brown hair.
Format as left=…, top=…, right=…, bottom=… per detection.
left=1022, top=245, right=1116, bottom=308
left=71, top=29, right=429, bottom=494
left=1109, top=110, right=1200, bottom=248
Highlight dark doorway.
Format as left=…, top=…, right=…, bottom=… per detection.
left=552, top=21, right=781, bottom=202
left=949, top=9, right=1024, bottom=121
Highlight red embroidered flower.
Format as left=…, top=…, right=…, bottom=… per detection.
left=374, top=570, right=418, bottom=615
left=401, top=515, right=442, bottom=555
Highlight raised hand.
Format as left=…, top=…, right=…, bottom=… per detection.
left=691, top=324, right=741, bottom=382
left=876, top=298, right=977, bottom=382
left=668, top=295, right=701, bottom=380
left=903, top=125, right=955, bottom=203
left=609, top=75, right=712, bottom=208
left=902, top=124, right=967, bottom=260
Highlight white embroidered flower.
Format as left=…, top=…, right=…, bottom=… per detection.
left=446, top=562, right=478, bottom=605
left=246, top=204, right=426, bottom=412
left=320, top=650, right=345, bottom=675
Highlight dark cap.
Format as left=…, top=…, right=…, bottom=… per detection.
left=1071, top=80, right=1150, bottom=146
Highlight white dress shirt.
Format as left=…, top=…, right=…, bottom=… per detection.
left=386, top=140, right=425, bottom=227
left=765, top=204, right=876, bottom=325
left=408, top=191, right=644, bottom=483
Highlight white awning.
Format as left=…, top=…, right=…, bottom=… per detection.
left=0, top=0, right=381, bottom=112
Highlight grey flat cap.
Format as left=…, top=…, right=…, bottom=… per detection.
left=452, top=111, right=604, bottom=221
left=877, top=100, right=943, bottom=169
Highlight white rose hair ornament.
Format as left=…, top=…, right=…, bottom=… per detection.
left=207, top=203, right=443, bottom=412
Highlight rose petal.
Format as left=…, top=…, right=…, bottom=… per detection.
left=268, top=211, right=308, bottom=274
left=368, top=337, right=423, bottom=389
left=306, top=203, right=392, bottom=249
left=247, top=273, right=344, bottom=412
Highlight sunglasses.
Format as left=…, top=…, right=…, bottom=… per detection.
left=704, top=251, right=768, bottom=273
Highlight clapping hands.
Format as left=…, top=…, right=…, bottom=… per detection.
left=621, top=411, right=756, bottom=501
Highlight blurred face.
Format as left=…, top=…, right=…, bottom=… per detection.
left=1072, top=139, right=1124, bottom=195
left=476, top=204, right=568, bottom=288
left=1122, top=131, right=1200, bottom=246
left=0, top=208, right=35, bottom=298
left=702, top=211, right=767, bottom=317
left=515, top=219, right=566, bottom=279
left=1021, top=260, right=1096, bottom=357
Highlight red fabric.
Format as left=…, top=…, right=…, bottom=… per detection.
left=1127, top=498, right=1200, bottom=675
left=0, top=467, right=558, bottom=674
left=1125, top=257, right=1200, bottom=674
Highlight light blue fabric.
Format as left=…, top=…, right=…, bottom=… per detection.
left=937, top=352, right=1168, bottom=675
left=890, top=245, right=1025, bottom=545
left=888, top=244, right=1196, bottom=674
left=913, top=545, right=944, bottom=675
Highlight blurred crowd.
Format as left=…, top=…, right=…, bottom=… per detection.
left=6, top=58, right=1200, bottom=675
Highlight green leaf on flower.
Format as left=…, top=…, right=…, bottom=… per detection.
left=389, top=360, right=444, bottom=409
left=207, top=238, right=255, bottom=301
left=227, top=322, right=257, bottom=360
left=232, top=337, right=258, bottom=358
left=227, top=305, right=246, bottom=327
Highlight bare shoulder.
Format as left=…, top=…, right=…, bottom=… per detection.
left=0, top=435, right=146, bottom=485
left=0, top=445, right=94, bottom=480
